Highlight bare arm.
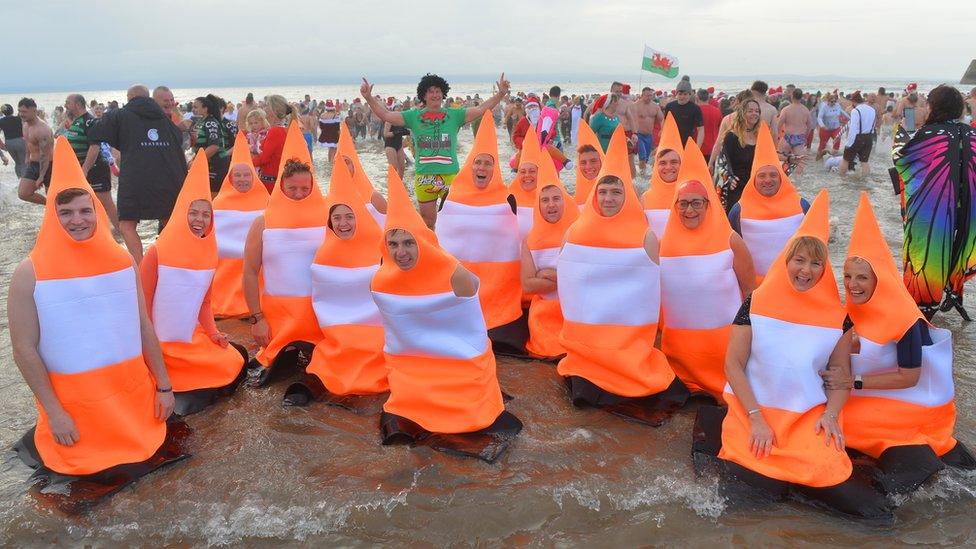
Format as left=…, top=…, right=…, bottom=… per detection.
left=724, top=322, right=777, bottom=458
left=35, top=128, right=54, bottom=180
left=8, top=260, right=80, bottom=445
left=520, top=242, right=556, bottom=295
left=81, top=144, right=100, bottom=173
left=242, top=215, right=270, bottom=347
left=814, top=331, right=852, bottom=451
left=463, top=73, right=510, bottom=124
left=729, top=232, right=757, bottom=297
left=131, top=258, right=175, bottom=419
left=696, top=125, right=704, bottom=147
left=642, top=229, right=660, bottom=264
left=450, top=264, right=478, bottom=297
left=360, top=78, right=405, bottom=125
left=709, top=116, right=731, bottom=169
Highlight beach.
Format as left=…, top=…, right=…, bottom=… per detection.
left=0, top=81, right=973, bottom=546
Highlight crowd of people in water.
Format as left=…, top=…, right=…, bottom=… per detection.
left=2, top=73, right=975, bottom=518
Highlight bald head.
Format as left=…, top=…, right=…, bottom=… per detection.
left=127, top=84, right=150, bottom=101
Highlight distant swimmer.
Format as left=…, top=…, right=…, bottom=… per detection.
left=242, top=123, right=328, bottom=386
left=361, top=72, right=509, bottom=228
left=776, top=88, right=811, bottom=175
left=372, top=167, right=522, bottom=463
left=556, top=129, right=689, bottom=425
left=16, top=98, right=54, bottom=206
left=9, top=139, right=187, bottom=512
left=140, top=155, right=248, bottom=416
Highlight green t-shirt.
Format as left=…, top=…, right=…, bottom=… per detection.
left=401, top=107, right=466, bottom=175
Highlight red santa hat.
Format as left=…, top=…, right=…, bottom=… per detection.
left=525, top=95, right=541, bottom=108
left=906, top=82, right=918, bottom=92
left=707, top=86, right=715, bottom=94
left=324, top=99, right=335, bottom=110
left=621, top=84, right=631, bottom=95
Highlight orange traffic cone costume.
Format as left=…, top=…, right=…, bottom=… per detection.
left=141, top=154, right=247, bottom=416
left=371, top=167, right=521, bottom=461
left=211, top=132, right=270, bottom=317
left=556, top=128, right=688, bottom=424
left=719, top=190, right=853, bottom=488
left=435, top=113, right=522, bottom=329
left=300, top=159, right=388, bottom=399
left=18, top=138, right=177, bottom=477
left=336, top=121, right=386, bottom=228
left=659, top=141, right=743, bottom=400
left=524, top=162, right=579, bottom=359
left=510, top=126, right=545, bottom=241
left=572, top=120, right=605, bottom=209
left=253, top=122, right=328, bottom=374
left=733, top=123, right=806, bottom=282
left=842, top=193, right=972, bottom=483
left=641, top=113, right=684, bottom=239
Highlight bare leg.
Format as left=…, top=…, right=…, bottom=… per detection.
left=17, top=178, right=46, bottom=205
left=385, top=147, right=399, bottom=176
left=119, top=219, right=144, bottom=263
left=328, top=147, right=336, bottom=163
left=95, top=191, right=119, bottom=230
left=397, top=149, right=406, bottom=178
left=838, top=159, right=850, bottom=177
left=418, top=200, right=438, bottom=229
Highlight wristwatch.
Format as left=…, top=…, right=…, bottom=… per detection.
left=853, top=375, right=863, bottom=390
left=246, top=311, right=264, bottom=325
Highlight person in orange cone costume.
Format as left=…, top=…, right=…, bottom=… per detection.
left=336, top=121, right=387, bottom=228
left=556, top=127, right=688, bottom=425
left=510, top=126, right=545, bottom=241
left=371, top=166, right=521, bottom=462
left=641, top=113, right=684, bottom=239
left=522, top=157, right=579, bottom=359
left=728, top=123, right=809, bottom=283
left=283, top=159, right=389, bottom=406
left=211, top=132, right=270, bottom=318
left=695, top=190, right=889, bottom=518
left=572, top=120, right=604, bottom=210
left=659, top=141, right=755, bottom=400
left=140, top=154, right=248, bottom=416
left=435, top=113, right=523, bottom=335
left=823, top=193, right=974, bottom=493
left=9, top=137, right=187, bottom=509
left=242, top=122, right=328, bottom=385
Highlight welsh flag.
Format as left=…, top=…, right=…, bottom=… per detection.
left=641, top=45, right=679, bottom=78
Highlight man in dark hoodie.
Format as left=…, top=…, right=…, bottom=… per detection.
left=89, top=84, right=187, bottom=263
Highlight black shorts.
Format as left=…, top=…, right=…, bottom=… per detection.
left=87, top=162, right=112, bottom=192
left=23, top=161, right=52, bottom=189
left=843, top=134, right=874, bottom=163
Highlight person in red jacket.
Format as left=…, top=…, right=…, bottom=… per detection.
left=697, top=89, right=723, bottom=163
left=251, top=95, right=298, bottom=190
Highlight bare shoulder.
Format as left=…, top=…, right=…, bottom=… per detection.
left=451, top=264, right=477, bottom=297
left=9, top=258, right=37, bottom=296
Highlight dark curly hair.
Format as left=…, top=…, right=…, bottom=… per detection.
left=281, top=158, right=312, bottom=180
left=923, top=85, right=964, bottom=126
left=196, top=94, right=225, bottom=119
left=417, top=73, right=450, bottom=105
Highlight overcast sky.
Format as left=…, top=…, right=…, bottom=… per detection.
left=5, top=0, right=972, bottom=92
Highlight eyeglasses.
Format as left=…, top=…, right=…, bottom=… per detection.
left=676, top=199, right=707, bottom=210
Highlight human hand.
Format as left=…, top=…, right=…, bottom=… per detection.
left=209, top=332, right=229, bottom=348
left=537, top=268, right=557, bottom=281
left=251, top=318, right=271, bottom=348
left=154, top=390, right=175, bottom=420
left=496, top=73, right=510, bottom=96
left=1, top=155, right=8, bottom=166
left=748, top=412, right=775, bottom=458
left=360, top=78, right=373, bottom=100
left=814, top=412, right=845, bottom=451
left=819, top=366, right=852, bottom=391
left=48, top=408, right=79, bottom=446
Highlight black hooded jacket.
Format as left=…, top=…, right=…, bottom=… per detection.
left=89, top=96, right=187, bottom=220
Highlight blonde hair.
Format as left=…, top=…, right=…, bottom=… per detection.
left=730, top=98, right=761, bottom=146
left=785, top=236, right=827, bottom=264
left=246, top=108, right=269, bottom=131
left=265, top=94, right=300, bottom=126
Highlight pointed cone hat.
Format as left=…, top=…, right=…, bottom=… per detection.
left=155, top=151, right=217, bottom=269
left=845, top=192, right=923, bottom=342
left=645, top=113, right=685, bottom=204
left=337, top=118, right=377, bottom=201
left=30, top=136, right=130, bottom=278
left=316, top=153, right=382, bottom=268
left=660, top=139, right=732, bottom=256
left=447, top=112, right=507, bottom=205
left=214, top=131, right=270, bottom=209
left=527, top=161, right=579, bottom=250
left=265, top=121, right=328, bottom=228
left=573, top=119, right=605, bottom=205
left=738, top=122, right=802, bottom=219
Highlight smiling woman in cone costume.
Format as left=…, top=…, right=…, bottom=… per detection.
left=210, top=132, right=270, bottom=318
left=435, top=113, right=523, bottom=345
left=658, top=141, right=755, bottom=400
left=556, top=127, right=688, bottom=425
left=641, top=113, right=684, bottom=240
left=242, top=122, right=329, bottom=385
left=140, top=154, right=248, bottom=416
left=371, top=166, right=521, bottom=462
left=728, top=123, right=810, bottom=283
left=510, top=126, right=546, bottom=242
left=572, top=120, right=605, bottom=209
left=283, top=159, right=389, bottom=406
left=8, top=137, right=186, bottom=500
left=522, top=157, right=579, bottom=359
left=706, top=190, right=889, bottom=518
left=819, top=193, right=975, bottom=494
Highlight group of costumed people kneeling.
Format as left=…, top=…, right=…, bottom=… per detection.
left=8, top=113, right=973, bottom=518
